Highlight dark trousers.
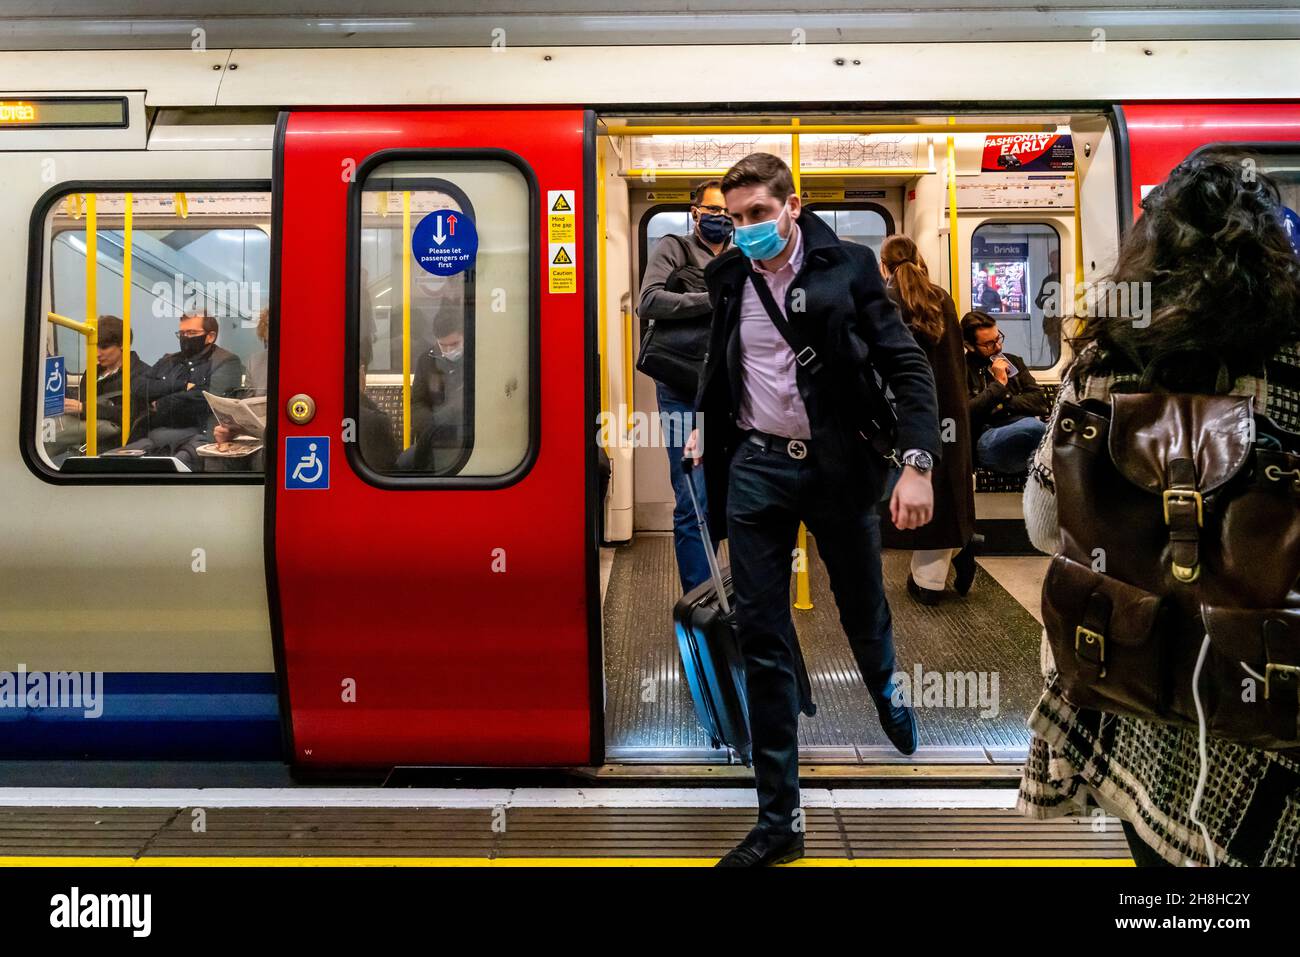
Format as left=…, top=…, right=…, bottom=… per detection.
left=726, top=437, right=899, bottom=833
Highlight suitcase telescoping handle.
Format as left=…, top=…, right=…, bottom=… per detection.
left=681, top=456, right=731, bottom=616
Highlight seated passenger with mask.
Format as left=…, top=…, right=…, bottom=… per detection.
left=122, top=312, right=243, bottom=468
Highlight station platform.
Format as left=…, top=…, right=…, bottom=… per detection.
left=0, top=787, right=1130, bottom=866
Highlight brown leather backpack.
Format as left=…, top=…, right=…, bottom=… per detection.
left=1044, top=383, right=1300, bottom=750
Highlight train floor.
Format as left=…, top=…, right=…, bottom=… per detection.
left=602, top=534, right=1047, bottom=765
left=0, top=787, right=1129, bottom=865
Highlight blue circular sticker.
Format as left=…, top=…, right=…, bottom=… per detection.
left=411, top=209, right=478, bottom=277
left=1281, top=206, right=1300, bottom=257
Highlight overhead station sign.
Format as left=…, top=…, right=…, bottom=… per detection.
left=981, top=133, right=1075, bottom=172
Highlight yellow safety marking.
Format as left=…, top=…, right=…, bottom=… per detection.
left=552, top=246, right=573, bottom=265
left=0, top=856, right=1132, bottom=868
left=550, top=193, right=572, bottom=212
left=173, top=191, right=189, bottom=218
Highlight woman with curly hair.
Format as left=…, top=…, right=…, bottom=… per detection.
left=1018, top=149, right=1300, bottom=866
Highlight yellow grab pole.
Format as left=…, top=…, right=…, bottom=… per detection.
left=794, top=525, right=813, bottom=610
left=622, top=305, right=634, bottom=438
left=48, top=312, right=93, bottom=336
left=947, top=119, right=961, bottom=297
left=84, top=194, right=98, bottom=457
left=401, top=190, right=412, bottom=450
left=121, top=192, right=132, bottom=445
left=1072, top=159, right=1086, bottom=339
left=789, top=118, right=813, bottom=611
left=596, top=141, right=610, bottom=445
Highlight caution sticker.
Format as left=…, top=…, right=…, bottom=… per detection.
left=548, top=242, right=576, bottom=294
left=547, top=189, right=576, bottom=244
left=645, top=190, right=691, bottom=202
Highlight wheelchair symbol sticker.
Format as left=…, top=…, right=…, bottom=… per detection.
left=285, top=436, right=329, bottom=490
left=43, top=356, right=65, bottom=417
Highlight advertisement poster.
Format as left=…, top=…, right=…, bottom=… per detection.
left=981, top=133, right=1074, bottom=172
left=970, top=237, right=1029, bottom=314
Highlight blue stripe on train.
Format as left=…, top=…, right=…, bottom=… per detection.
left=0, top=672, right=282, bottom=759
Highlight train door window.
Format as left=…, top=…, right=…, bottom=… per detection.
left=637, top=205, right=692, bottom=282
left=26, top=187, right=272, bottom=479
left=970, top=222, right=1062, bottom=370
left=808, top=204, right=894, bottom=258
left=351, top=157, right=534, bottom=483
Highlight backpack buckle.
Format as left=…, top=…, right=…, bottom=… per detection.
left=1074, top=625, right=1107, bottom=677
left=1265, top=663, right=1300, bottom=701
left=794, top=346, right=817, bottom=367
left=1162, top=489, right=1203, bottom=526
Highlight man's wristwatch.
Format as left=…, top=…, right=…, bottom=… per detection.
left=901, top=449, right=934, bottom=473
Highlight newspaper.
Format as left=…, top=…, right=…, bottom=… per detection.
left=203, top=392, right=267, bottom=438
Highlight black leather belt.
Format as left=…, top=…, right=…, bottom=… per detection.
left=746, top=429, right=811, bottom=460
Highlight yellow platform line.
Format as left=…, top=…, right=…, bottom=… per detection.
left=0, top=856, right=1131, bottom=868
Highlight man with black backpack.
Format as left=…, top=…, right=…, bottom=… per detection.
left=684, top=153, right=941, bottom=866
left=637, top=179, right=733, bottom=591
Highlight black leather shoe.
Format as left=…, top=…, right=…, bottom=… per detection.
left=953, top=540, right=978, bottom=597
left=878, top=698, right=919, bottom=756
left=906, top=573, right=942, bottom=606
left=716, top=827, right=805, bottom=867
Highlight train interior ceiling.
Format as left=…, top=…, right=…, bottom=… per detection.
left=595, top=109, right=1117, bottom=766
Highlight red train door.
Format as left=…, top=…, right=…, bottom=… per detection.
left=270, top=109, right=598, bottom=768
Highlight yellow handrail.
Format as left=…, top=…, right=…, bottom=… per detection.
left=790, top=118, right=813, bottom=611
left=947, top=118, right=960, bottom=296
left=1072, top=159, right=1086, bottom=339
left=401, top=190, right=412, bottom=450
left=596, top=142, right=609, bottom=446
left=121, top=192, right=132, bottom=445
left=84, top=194, right=98, bottom=457
left=48, top=312, right=93, bottom=337
left=622, top=304, right=634, bottom=437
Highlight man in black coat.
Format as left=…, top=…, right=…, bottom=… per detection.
left=126, top=313, right=243, bottom=466
left=961, top=310, right=1051, bottom=475
left=684, top=153, right=941, bottom=866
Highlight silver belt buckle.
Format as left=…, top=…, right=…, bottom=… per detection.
left=786, top=439, right=807, bottom=460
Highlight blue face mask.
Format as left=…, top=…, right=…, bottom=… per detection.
left=697, top=212, right=733, bottom=245
left=732, top=204, right=791, bottom=261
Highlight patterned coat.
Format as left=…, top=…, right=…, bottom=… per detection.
left=1018, top=343, right=1300, bottom=866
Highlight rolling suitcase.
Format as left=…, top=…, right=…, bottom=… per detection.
left=672, top=459, right=816, bottom=766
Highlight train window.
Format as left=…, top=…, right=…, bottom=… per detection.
left=808, top=204, right=894, bottom=258
left=26, top=186, right=272, bottom=480
left=637, top=205, right=692, bottom=282
left=970, top=222, right=1062, bottom=370
left=351, top=157, right=534, bottom=483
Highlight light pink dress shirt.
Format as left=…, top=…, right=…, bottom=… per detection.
left=735, top=224, right=812, bottom=440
